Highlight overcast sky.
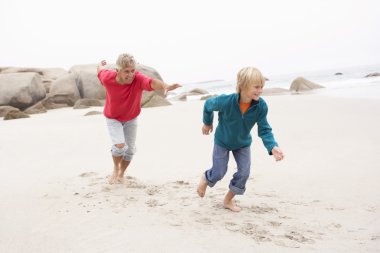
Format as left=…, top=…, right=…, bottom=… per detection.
left=0, top=0, right=379, bottom=83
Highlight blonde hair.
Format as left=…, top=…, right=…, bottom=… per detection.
left=116, top=53, right=136, bottom=69
left=236, top=67, right=265, bottom=93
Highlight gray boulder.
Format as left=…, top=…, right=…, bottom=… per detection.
left=290, top=77, right=324, bottom=92
left=142, top=94, right=171, bottom=108
left=0, top=105, right=20, bottom=117
left=0, top=67, right=66, bottom=79
left=141, top=91, right=155, bottom=106
left=170, top=88, right=209, bottom=101
left=24, top=102, right=47, bottom=115
left=365, top=72, right=380, bottom=78
left=48, top=73, right=81, bottom=107
left=200, top=94, right=218, bottom=100
left=0, top=72, right=46, bottom=110
left=4, top=110, right=30, bottom=120
left=0, top=67, right=67, bottom=93
left=136, top=64, right=163, bottom=81
left=73, top=98, right=104, bottom=109
left=69, top=64, right=106, bottom=99
left=200, top=94, right=217, bottom=100
left=41, top=97, right=71, bottom=110
left=262, top=88, right=291, bottom=96
left=77, top=71, right=106, bottom=99
left=84, top=111, right=102, bottom=116
left=170, top=93, right=188, bottom=101
left=188, top=88, right=209, bottom=95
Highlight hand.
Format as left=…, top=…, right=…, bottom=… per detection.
left=271, top=146, right=284, bottom=161
left=97, top=60, right=107, bottom=73
left=164, top=83, right=182, bottom=95
left=202, top=124, right=213, bottom=135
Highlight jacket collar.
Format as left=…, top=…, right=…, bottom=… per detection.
left=235, top=93, right=260, bottom=105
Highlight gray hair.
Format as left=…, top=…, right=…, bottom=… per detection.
left=236, top=67, right=265, bottom=93
left=116, top=53, right=136, bottom=69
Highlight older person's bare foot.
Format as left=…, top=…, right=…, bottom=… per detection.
left=223, top=200, right=242, bottom=212
left=108, top=175, right=118, bottom=184
left=197, top=174, right=208, bottom=197
left=108, top=168, right=119, bottom=184
left=117, top=176, right=128, bottom=186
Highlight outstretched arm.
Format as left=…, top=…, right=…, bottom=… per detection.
left=151, top=79, right=181, bottom=95
left=97, top=60, right=107, bottom=74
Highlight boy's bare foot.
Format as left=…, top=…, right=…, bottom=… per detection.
left=197, top=174, right=208, bottom=197
left=223, top=200, right=242, bottom=212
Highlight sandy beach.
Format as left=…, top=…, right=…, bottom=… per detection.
left=1, top=92, right=380, bottom=252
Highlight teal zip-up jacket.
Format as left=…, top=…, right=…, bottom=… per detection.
left=203, top=93, right=278, bottom=154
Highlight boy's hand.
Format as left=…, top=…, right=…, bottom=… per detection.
left=272, top=146, right=284, bottom=161
left=202, top=124, right=213, bottom=135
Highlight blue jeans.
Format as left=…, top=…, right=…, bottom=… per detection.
left=205, top=144, right=251, bottom=195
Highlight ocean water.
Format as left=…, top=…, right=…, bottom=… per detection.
left=175, top=64, right=380, bottom=99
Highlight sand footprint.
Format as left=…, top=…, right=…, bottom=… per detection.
left=240, top=223, right=272, bottom=242
left=146, top=186, right=160, bottom=196
left=179, top=196, right=192, bottom=207
left=283, top=231, right=314, bottom=244
left=268, top=221, right=282, bottom=227
left=164, top=180, right=191, bottom=190
left=42, top=194, right=60, bottom=199
left=275, top=230, right=318, bottom=247
left=82, top=192, right=96, bottom=198
left=88, top=177, right=105, bottom=186
left=325, top=205, right=345, bottom=211
left=254, top=192, right=277, bottom=198
left=175, top=180, right=190, bottom=186
left=327, top=222, right=342, bottom=230
left=125, top=177, right=146, bottom=189
left=101, top=186, right=111, bottom=192
left=273, top=239, right=300, bottom=248
left=146, top=199, right=167, bottom=207
left=225, top=222, right=240, bottom=232
left=247, top=204, right=278, bottom=214
left=195, top=217, right=212, bottom=225
left=169, top=221, right=184, bottom=227
left=79, top=171, right=98, bottom=177
left=79, top=172, right=98, bottom=177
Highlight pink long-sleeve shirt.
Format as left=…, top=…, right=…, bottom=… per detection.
left=98, top=69, right=153, bottom=121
